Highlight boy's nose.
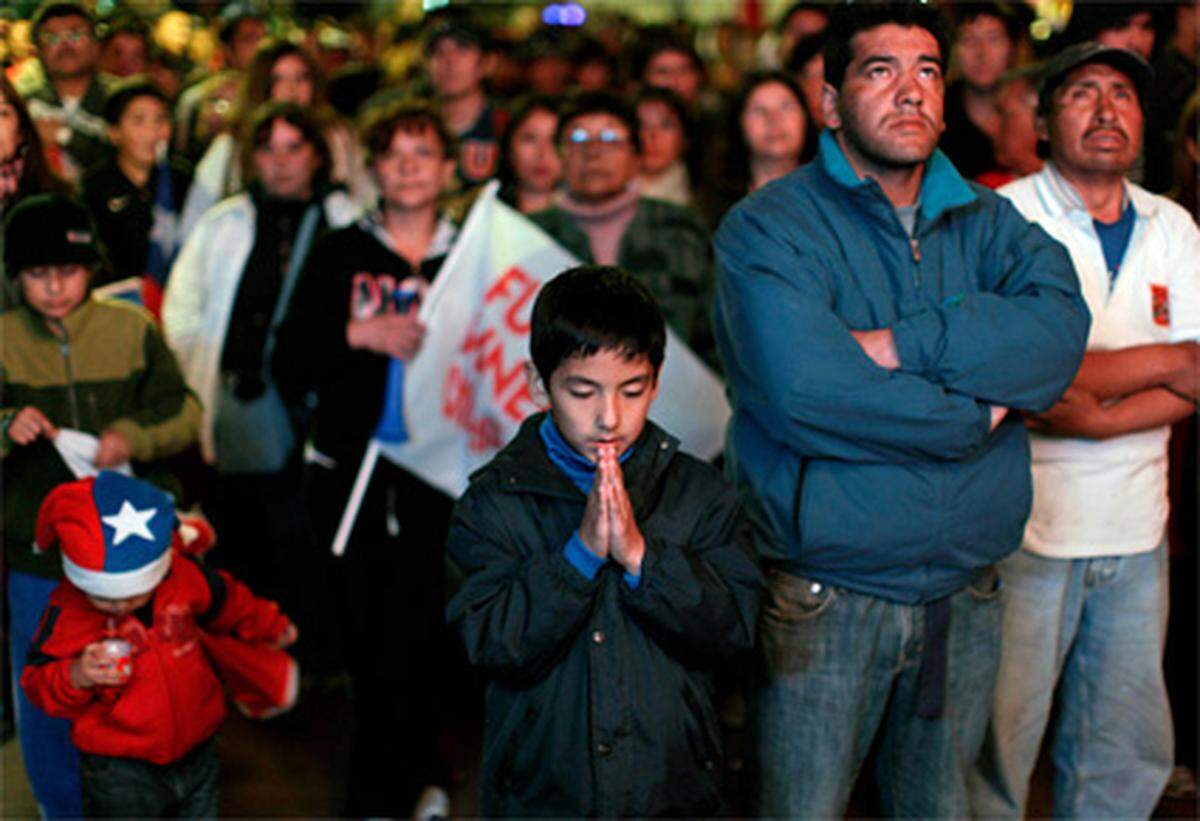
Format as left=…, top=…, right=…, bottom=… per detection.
left=597, top=397, right=619, bottom=431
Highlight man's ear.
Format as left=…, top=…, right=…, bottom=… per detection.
left=525, top=361, right=549, bottom=409
left=1035, top=113, right=1050, bottom=145
left=820, top=82, right=841, bottom=130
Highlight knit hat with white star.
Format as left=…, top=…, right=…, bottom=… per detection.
left=35, top=471, right=176, bottom=599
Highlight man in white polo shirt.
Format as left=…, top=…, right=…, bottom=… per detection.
left=970, top=43, right=1199, bottom=818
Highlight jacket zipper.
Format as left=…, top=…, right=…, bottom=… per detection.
left=909, top=236, right=922, bottom=289
left=52, top=320, right=81, bottom=429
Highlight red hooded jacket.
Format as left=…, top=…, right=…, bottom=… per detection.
left=21, top=551, right=290, bottom=765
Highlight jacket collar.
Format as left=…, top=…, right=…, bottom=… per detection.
left=358, top=208, right=458, bottom=261
left=817, top=129, right=977, bottom=226
left=15, top=296, right=96, bottom=341
left=1035, top=161, right=1157, bottom=221
left=480, top=411, right=679, bottom=509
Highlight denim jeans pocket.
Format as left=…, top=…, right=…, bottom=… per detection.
left=966, top=565, right=1002, bottom=601
left=759, top=569, right=838, bottom=676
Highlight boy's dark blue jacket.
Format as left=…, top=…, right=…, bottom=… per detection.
left=713, top=130, right=1090, bottom=604
left=446, top=413, right=762, bottom=817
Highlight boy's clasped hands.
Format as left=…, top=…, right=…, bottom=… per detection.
left=579, top=443, right=645, bottom=577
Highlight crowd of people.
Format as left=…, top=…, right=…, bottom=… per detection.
left=0, top=0, right=1197, bottom=818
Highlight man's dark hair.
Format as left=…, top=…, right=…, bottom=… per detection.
left=359, top=97, right=456, bottom=166
left=103, top=76, right=168, bottom=125
left=246, top=100, right=331, bottom=187
left=97, top=14, right=150, bottom=47
left=573, top=36, right=616, bottom=74
left=777, top=2, right=832, bottom=35
left=1061, top=4, right=1165, bottom=47
left=218, top=4, right=268, bottom=47
left=786, top=31, right=827, bottom=76
left=823, top=1, right=948, bottom=91
left=556, top=90, right=641, bottom=153
left=421, top=8, right=491, bottom=56
left=630, top=26, right=703, bottom=84
left=31, top=1, right=94, bottom=41
left=951, top=2, right=1023, bottom=44
left=531, top=265, right=666, bottom=384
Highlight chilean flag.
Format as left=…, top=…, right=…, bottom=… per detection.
left=35, top=472, right=176, bottom=599
left=140, top=146, right=182, bottom=320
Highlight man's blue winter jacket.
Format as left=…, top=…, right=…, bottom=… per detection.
left=713, top=130, right=1090, bottom=604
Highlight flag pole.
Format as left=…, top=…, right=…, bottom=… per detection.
left=331, top=440, right=380, bottom=556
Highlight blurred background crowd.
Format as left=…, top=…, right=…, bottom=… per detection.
left=0, top=0, right=1195, bottom=817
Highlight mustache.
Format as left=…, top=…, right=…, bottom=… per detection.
left=1084, top=125, right=1127, bottom=140
left=882, top=111, right=938, bottom=128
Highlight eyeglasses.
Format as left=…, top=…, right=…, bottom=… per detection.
left=38, top=28, right=92, bottom=47
left=563, top=127, right=630, bottom=151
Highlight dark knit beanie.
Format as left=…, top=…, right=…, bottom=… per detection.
left=4, top=193, right=102, bottom=277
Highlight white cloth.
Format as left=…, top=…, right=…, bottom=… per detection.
left=162, top=191, right=360, bottom=463
left=1000, top=164, right=1200, bottom=558
left=52, top=429, right=133, bottom=478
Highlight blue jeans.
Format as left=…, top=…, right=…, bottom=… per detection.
left=754, top=567, right=1002, bottom=817
left=80, top=735, right=220, bottom=817
left=8, top=570, right=82, bottom=818
left=969, top=544, right=1173, bottom=818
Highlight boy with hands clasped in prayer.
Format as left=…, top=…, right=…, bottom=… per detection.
left=446, top=265, right=762, bottom=818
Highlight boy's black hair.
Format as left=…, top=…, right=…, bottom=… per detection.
left=103, top=76, right=168, bottom=125
left=556, top=91, right=641, bottom=153
left=823, top=1, right=947, bottom=91
left=531, top=265, right=666, bottom=385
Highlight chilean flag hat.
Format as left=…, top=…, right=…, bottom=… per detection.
left=35, top=471, right=177, bottom=599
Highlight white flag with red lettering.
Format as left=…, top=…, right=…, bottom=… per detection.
left=379, top=181, right=729, bottom=497
left=330, top=182, right=729, bottom=552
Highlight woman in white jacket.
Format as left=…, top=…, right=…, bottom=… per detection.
left=163, top=101, right=358, bottom=591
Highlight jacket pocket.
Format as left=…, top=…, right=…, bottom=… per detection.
left=680, top=680, right=721, bottom=774
left=490, top=701, right=541, bottom=796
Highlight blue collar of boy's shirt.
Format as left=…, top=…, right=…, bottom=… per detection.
left=817, top=128, right=976, bottom=225
left=539, top=415, right=634, bottom=495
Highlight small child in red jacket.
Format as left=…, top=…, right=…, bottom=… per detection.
left=21, top=471, right=298, bottom=817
